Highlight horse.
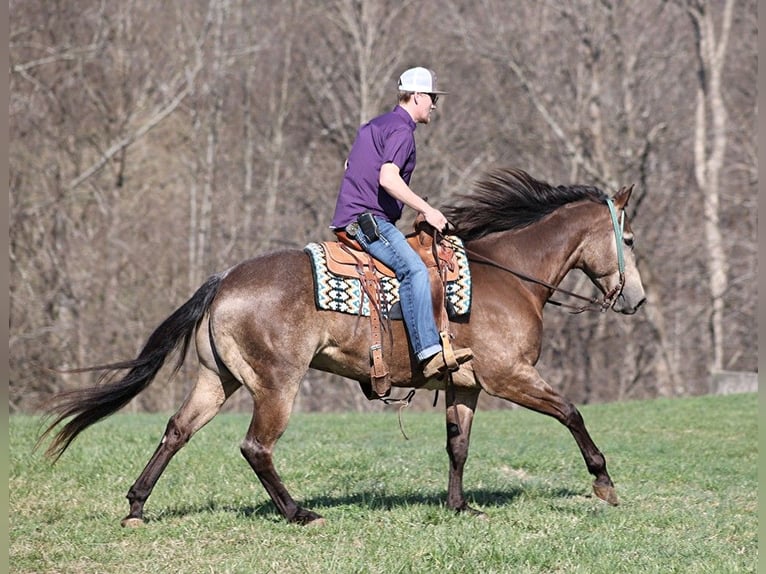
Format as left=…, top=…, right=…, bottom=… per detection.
left=38, top=168, right=646, bottom=527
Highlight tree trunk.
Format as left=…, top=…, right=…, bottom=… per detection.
left=686, top=0, right=733, bottom=377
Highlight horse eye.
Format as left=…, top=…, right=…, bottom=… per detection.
left=623, top=235, right=634, bottom=248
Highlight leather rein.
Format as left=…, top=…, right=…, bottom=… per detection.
left=444, top=197, right=627, bottom=314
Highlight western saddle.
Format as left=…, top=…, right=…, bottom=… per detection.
left=325, top=216, right=461, bottom=399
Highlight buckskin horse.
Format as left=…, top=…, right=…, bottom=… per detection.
left=38, top=168, right=646, bottom=526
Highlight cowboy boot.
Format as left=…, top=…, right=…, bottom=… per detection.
left=421, top=347, right=474, bottom=379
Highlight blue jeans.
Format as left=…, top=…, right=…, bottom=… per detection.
left=354, top=217, right=441, bottom=362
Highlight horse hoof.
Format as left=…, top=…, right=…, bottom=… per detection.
left=456, top=504, right=489, bottom=521
left=290, top=508, right=325, bottom=526
left=121, top=517, right=145, bottom=528
left=593, top=484, right=620, bottom=506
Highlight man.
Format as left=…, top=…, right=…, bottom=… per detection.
left=330, top=66, right=473, bottom=380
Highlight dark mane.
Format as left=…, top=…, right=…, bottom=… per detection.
left=443, top=168, right=608, bottom=241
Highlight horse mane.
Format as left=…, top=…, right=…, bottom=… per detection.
left=443, top=168, right=608, bottom=241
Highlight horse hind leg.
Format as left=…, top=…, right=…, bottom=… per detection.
left=238, top=376, right=325, bottom=526
left=121, top=364, right=240, bottom=527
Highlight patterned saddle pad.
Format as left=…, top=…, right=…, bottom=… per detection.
left=303, top=239, right=472, bottom=319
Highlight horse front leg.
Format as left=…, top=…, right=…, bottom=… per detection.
left=483, top=365, right=619, bottom=506
left=444, top=386, right=486, bottom=517
left=565, top=406, right=619, bottom=505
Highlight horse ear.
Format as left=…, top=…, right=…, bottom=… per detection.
left=614, top=184, right=634, bottom=209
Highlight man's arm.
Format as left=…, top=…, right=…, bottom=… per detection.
left=379, top=162, right=448, bottom=230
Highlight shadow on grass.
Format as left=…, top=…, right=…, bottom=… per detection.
left=141, top=484, right=585, bottom=524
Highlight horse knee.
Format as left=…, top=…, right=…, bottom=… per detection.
left=240, top=438, right=271, bottom=471
left=562, top=405, right=582, bottom=427
left=446, top=442, right=469, bottom=468
left=446, top=428, right=469, bottom=467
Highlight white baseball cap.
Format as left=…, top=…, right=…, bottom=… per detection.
left=398, top=67, right=448, bottom=94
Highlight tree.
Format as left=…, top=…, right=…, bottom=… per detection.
left=683, top=0, right=735, bottom=378
left=9, top=0, right=756, bottom=413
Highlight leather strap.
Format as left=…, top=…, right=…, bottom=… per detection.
left=339, top=243, right=391, bottom=398
left=334, top=229, right=363, bottom=251
left=434, top=234, right=458, bottom=372
left=361, top=265, right=390, bottom=396
left=332, top=223, right=463, bottom=399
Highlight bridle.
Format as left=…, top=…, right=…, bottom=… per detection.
left=444, top=197, right=627, bottom=314
left=602, top=196, right=626, bottom=308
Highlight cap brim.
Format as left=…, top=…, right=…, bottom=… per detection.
left=399, top=86, right=448, bottom=94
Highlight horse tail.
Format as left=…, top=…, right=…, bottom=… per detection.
left=37, top=272, right=226, bottom=461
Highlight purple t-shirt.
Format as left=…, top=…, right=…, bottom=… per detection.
left=330, top=105, right=417, bottom=228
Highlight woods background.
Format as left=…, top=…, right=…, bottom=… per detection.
left=9, top=0, right=757, bottom=414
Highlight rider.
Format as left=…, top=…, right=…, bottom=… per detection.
left=330, top=66, right=473, bottom=380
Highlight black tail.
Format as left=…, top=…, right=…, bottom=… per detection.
left=37, top=272, right=225, bottom=461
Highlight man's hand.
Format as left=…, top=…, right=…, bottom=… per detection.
left=422, top=206, right=448, bottom=232
left=379, top=163, right=449, bottom=231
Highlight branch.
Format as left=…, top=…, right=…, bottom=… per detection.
left=66, top=2, right=216, bottom=191
left=66, top=69, right=199, bottom=191
left=11, top=44, right=99, bottom=73
left=503, top=56, right=612, bottom=188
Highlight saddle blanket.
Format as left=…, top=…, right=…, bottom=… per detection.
left=303, top=239, right=472, bottom=319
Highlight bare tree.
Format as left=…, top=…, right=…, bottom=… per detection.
left=9, top=0, right=756, bottom=413
left=440, top=1, right=685, bottom=399
left=683, top=0, right=735, bottom=379
left=300, top=0, right=420, bottom=154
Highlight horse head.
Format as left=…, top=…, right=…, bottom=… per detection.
left=580, top=184, right=646, bottom=314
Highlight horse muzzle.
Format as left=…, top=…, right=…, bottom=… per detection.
left=612, top=289, right=646, bottom=315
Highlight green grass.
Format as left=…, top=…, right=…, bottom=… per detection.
left=10, top=393, right=757, bottom=573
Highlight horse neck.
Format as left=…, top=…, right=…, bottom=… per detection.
left=468, top=203, right=593, bottom=300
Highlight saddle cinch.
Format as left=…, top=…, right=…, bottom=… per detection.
left=324, top=217, right=461, bottom=399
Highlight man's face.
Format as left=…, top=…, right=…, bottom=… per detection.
left=414, top=92, right=438, bottom=124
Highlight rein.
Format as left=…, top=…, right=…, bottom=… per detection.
left=446, top=197, right=626, bottom=314
left=462, top=249, right=606, bottom=313
left=374, top=198, right=626, bottom=420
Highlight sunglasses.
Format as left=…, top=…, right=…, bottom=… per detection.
left=426, top=93, right=439, bottom=105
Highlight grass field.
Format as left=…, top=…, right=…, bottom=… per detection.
left=10, top=393, right=757, bottom=573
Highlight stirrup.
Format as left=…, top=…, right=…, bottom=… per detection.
left=422, top=346, right=473, bottom=379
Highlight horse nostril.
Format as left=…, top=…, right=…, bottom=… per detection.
left=635, top=297, right=647, bottom=310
